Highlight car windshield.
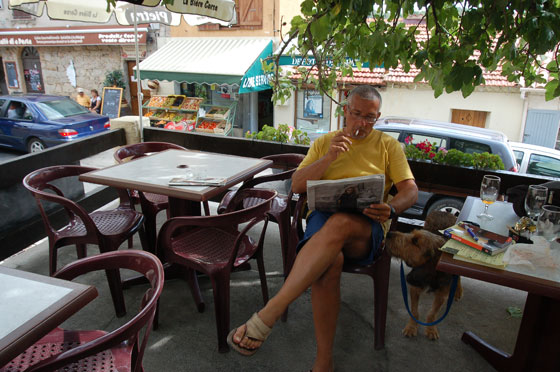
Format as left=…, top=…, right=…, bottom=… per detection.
left=35, top=99, right=89, bottom=119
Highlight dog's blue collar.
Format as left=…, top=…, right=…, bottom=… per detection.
left=400, top=261, right=459, bottom=326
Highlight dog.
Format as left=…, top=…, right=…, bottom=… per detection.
left=385, top=211, right=462, bottom=340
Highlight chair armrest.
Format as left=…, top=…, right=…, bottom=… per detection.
left=240, top=169, right=296, bottom=190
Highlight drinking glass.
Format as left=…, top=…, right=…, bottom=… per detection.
left=524, top=184, right=548, bottom=222
left=537, top=205, right=560, bottom=242
left=477, top=175, right=501, bottom=220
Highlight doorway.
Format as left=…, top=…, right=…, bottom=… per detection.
left=258, top=89, right=273, bottom=130
left=21, top=47, right=45, bottom=93
left=127, top=61, right=151, bottom=115
left=523, top=109, right=560, bottom=149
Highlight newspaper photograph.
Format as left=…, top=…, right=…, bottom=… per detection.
left=307, top=174, right=385, bottom=213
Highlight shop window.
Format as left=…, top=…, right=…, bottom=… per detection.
left=451, top=109, right=488, bottom=128
left=198, top=0, right=262, bottom=30
left=296, top=89, right=331, bottom=137
left=21, top=47, right=44, bottom=93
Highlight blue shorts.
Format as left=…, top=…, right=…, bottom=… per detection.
left=296, top=210, right=384, bottom=266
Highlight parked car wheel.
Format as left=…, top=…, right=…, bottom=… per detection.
left=426, top=198, right=464, bottom=218
left=27, top=138, right=45, bottom=153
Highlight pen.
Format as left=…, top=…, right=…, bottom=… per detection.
left=465, top=226, right=478, bottom=241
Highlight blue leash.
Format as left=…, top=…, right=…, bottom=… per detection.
left=400, top=261, right=459, bottom=326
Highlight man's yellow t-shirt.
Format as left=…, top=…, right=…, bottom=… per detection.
left=76, top=94, right=90, bottom=108
left=298, top=129, right=414, bottom=232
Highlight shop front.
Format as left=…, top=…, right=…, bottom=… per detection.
left=136, top=37, right=273, bottom=136
left=0, top=25, right=148, bottom=104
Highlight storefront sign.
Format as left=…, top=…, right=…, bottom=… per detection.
left=239, top=41, right=273, bottom=94
left=121, top=45, right=147, bottom=59
left=0, top=28, right=147, bottom=47
left=116, top=4, right=181, bottom=26
left=278, top=55, right=378, bottom=69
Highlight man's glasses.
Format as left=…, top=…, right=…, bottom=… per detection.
left=347, top=109, right=378, bottom=125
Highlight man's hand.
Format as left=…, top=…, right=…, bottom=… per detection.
left=363, top=203, right=392, bottom=223
left=326, top=130, right=353, bottom=161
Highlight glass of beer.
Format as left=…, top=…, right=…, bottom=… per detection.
left=477, top=175, right=501, bottom=221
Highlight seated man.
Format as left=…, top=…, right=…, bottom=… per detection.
left=228, top=85, right=418, bottom=371
left=7, top=102, right=22, bottom=119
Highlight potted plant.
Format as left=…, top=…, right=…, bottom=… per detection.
left=245, top=124, right=311, bottom=145
left=403, top=136, right=504, bottom=170
left=103, top=70, right=127, bottom=104
left=103, top=70, right=126, bottom=90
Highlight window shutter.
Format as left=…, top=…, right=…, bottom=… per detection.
left=238, top=0, right=262, bottom=26
left=197, top=23, right=221, bottom=31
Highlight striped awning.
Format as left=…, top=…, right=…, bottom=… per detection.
left=136, top=38, right=273, bottom=89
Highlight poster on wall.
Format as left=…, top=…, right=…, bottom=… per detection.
left=24, top=66, right=42, bottom=92
left=303, top=90, right=323, bottom=119
left=4, top=61, right=19, bottom=89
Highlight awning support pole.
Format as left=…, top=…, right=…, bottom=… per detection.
left=133, top=4, right=143, bottom=142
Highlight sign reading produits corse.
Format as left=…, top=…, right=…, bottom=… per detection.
left=0, top=27, right=147, bottom=47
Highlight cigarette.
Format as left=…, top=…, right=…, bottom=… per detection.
left=354, top=128, right=360, bottom=137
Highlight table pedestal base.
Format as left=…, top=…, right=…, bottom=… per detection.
left=462, top=293, right=560, bottom=372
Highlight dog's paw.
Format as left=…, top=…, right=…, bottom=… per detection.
left=425, top=326, right=440, bottom=340
left=402, top=324, right=418, bottom=337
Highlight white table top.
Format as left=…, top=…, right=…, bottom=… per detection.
left=80, top=149, right=273, bottom=202
left=456, top=196, right=560, bottom=282
left=456, top=196, right=519, bottom=236
left=0, top=266, right=97, bottom=366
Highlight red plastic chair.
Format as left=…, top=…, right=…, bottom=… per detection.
left=217, top=153, right=305, bottom=286
left=157, top=188, right=277, bottom=353
left=114, top=142, right=211, bottom=253
left=23, top=165, right=146, bottom=317
left=0, top=250, right=164, bottom=372
left=285, top=193, right=396, bottom=349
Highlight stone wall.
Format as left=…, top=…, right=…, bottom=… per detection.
left=0, top=45, right=124, bottom=99
left=40, top=46, right=123, bottom=99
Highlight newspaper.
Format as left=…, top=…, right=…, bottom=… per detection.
left=307, top=174, right=385, bottom=213
left=169, top=177, right=227, bottom=186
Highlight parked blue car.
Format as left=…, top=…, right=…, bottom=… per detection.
left=0, top=94, right=110, bottom=153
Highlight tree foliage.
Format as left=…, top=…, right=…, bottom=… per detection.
left=266, top=0, right=560, bottom=104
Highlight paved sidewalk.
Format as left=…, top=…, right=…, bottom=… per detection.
left=2, top=202, right=526, bottom=371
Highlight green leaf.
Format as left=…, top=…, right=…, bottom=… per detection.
left=545, top=79, right=560, bottom=101
left=461, top=82, right=475, bottom=98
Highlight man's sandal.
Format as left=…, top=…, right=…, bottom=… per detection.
left=227, top=312, right=272, bottom=356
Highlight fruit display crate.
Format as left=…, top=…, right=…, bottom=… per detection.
left=144, top=95, right=205, bottom=129
left=195, top=103, right=236, bottom=136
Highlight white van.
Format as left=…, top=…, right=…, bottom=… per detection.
left=510, top=142, right=560, bottom=179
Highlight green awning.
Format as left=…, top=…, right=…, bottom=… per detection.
left=239, top=40, right=273, bottom=93
left=136, top=38, right=272, bottom=88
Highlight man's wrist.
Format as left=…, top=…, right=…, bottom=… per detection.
left=388, top=204, right=397, bottom=219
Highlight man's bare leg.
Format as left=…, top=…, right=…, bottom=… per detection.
left=310, top=252, right=343, bottom=372
left=233, top=213, right=372, bottom=351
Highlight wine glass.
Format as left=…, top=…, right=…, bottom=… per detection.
left=524, top=184, right=548, bottom=223
left=477, top=175, right=501, bottom=220
left=537, top=205, right=560, bottom=242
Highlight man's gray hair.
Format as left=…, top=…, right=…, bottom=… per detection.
left=347, top=85, right=382, bottom=108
